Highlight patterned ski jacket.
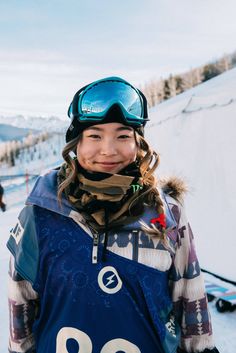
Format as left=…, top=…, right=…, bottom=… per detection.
left=7, top=170, right=219, bottom=353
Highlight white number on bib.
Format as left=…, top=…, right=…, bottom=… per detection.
left=56, top=327, right=141, bottom=353
left=101, top=338, right=141, bottom=353
left=56, top=327, right=92, bottom=353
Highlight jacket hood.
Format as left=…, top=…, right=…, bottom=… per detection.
left=160, top=177, right=187, bottom=204
left=26, top=170, right=74, bottom=217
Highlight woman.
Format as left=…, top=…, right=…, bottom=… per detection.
left=7, top=77, right=219, bottom=353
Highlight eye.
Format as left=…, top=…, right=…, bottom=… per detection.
left=87, top=134, right=101, bottom=139
left=118, top=135, right=131, bottom=139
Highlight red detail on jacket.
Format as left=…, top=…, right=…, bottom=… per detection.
left=150, top=213, right=166, bottom=228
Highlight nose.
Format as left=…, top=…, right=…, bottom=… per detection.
left=100, top=138, right=118, bottom=156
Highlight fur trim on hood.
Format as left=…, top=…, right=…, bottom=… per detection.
left=160, top=177, right=187, bottom=203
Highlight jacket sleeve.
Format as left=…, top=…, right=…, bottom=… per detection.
left=168, top=201, right=219, bottom=353
left=7, top=205, right=39, bottom=285
left=7, top=205, right=40, bottom=353
left=8, top=254, right=39, bottom=353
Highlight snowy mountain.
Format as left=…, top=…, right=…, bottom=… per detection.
left=0, top=114, right=68, bottom=133
left=0, top=133, right=65, bottom=178
left=0, top=123, right=38, bottom=142
left=146, top=67, right=236, bottom=281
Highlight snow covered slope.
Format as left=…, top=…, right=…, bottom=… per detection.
left=146, top=68, right=236, bottom=281
left=0, top=114, right=67, bottom=133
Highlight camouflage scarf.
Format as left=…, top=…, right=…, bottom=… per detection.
left=58, top=161, right=144, bottom=231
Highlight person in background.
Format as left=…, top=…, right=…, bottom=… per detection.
left=7, top=77, right=219, bottom=353
left=0, top=182, right=6, bottom=212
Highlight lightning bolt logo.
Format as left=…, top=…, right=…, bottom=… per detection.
left=105, top=274, right=116, bottom=287
left=98, top=266, right=122, bottom=294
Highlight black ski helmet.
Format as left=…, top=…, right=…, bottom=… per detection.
left=65, top=77, right=149, bottom=143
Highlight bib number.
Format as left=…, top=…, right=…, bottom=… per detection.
left=56, top=327, right=141, bottom=353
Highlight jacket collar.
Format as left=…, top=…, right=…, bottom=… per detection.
left=26, top=170, right=177, bottom=232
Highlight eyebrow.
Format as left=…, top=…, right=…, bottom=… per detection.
left=85, top=126, right=134, bottom=132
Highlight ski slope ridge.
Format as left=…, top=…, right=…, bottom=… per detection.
left=146, top=68, right=236, bottom=281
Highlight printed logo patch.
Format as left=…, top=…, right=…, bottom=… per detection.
left=10, top=221, right=24, bottom=245
left=98, top=266, right=122, bottom=294
left=165, top=314, right=177, bottom=337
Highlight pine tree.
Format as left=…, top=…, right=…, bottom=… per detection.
left=175, top=76, right=184, bottom=94
left=163, top=79, right=171, bottom=100
left=202, top=63, right=221, bottom=82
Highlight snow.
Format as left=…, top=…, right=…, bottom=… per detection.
left=1, top=68, right=236, bottom=352
left=146, top=67, right=236, bottom=281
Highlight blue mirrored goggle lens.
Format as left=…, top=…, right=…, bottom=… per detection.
left=79, top=81, right=143, bottom=119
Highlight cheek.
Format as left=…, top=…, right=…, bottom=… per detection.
left=76, top=143, right=95, bottom=165
left=124, top=143, right=138, bottom=160
left=77, top=141, right=94, bottom=157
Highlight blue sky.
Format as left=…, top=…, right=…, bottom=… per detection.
left=0, top=0, right=236, bottom=118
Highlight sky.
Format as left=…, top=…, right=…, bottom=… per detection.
left=0, top=0, right=236, bottom=118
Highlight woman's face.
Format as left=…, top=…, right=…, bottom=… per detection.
left=76, top=122, right=138, bottom=174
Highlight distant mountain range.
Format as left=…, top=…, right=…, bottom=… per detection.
left=0, top=115, right=68, bottom=139
left=0, top=123, right=39, bottom=142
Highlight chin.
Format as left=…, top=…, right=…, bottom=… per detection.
left=95, top=164, right=126, bottom=174
left=84, top=161, right=131, bottom=174
left=97, top=167, right=122, bottom=174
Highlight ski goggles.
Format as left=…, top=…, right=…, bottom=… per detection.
left=68, top=77, right=147, bottom=126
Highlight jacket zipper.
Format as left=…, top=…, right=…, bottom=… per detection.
left=132, top=230, right=139, bottom=261
left=92, top=232, right=99, bottom=264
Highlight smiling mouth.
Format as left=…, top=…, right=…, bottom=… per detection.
left=96, top=162, right=122, bottom=169
left=96, top=162, right=121, bottom=165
